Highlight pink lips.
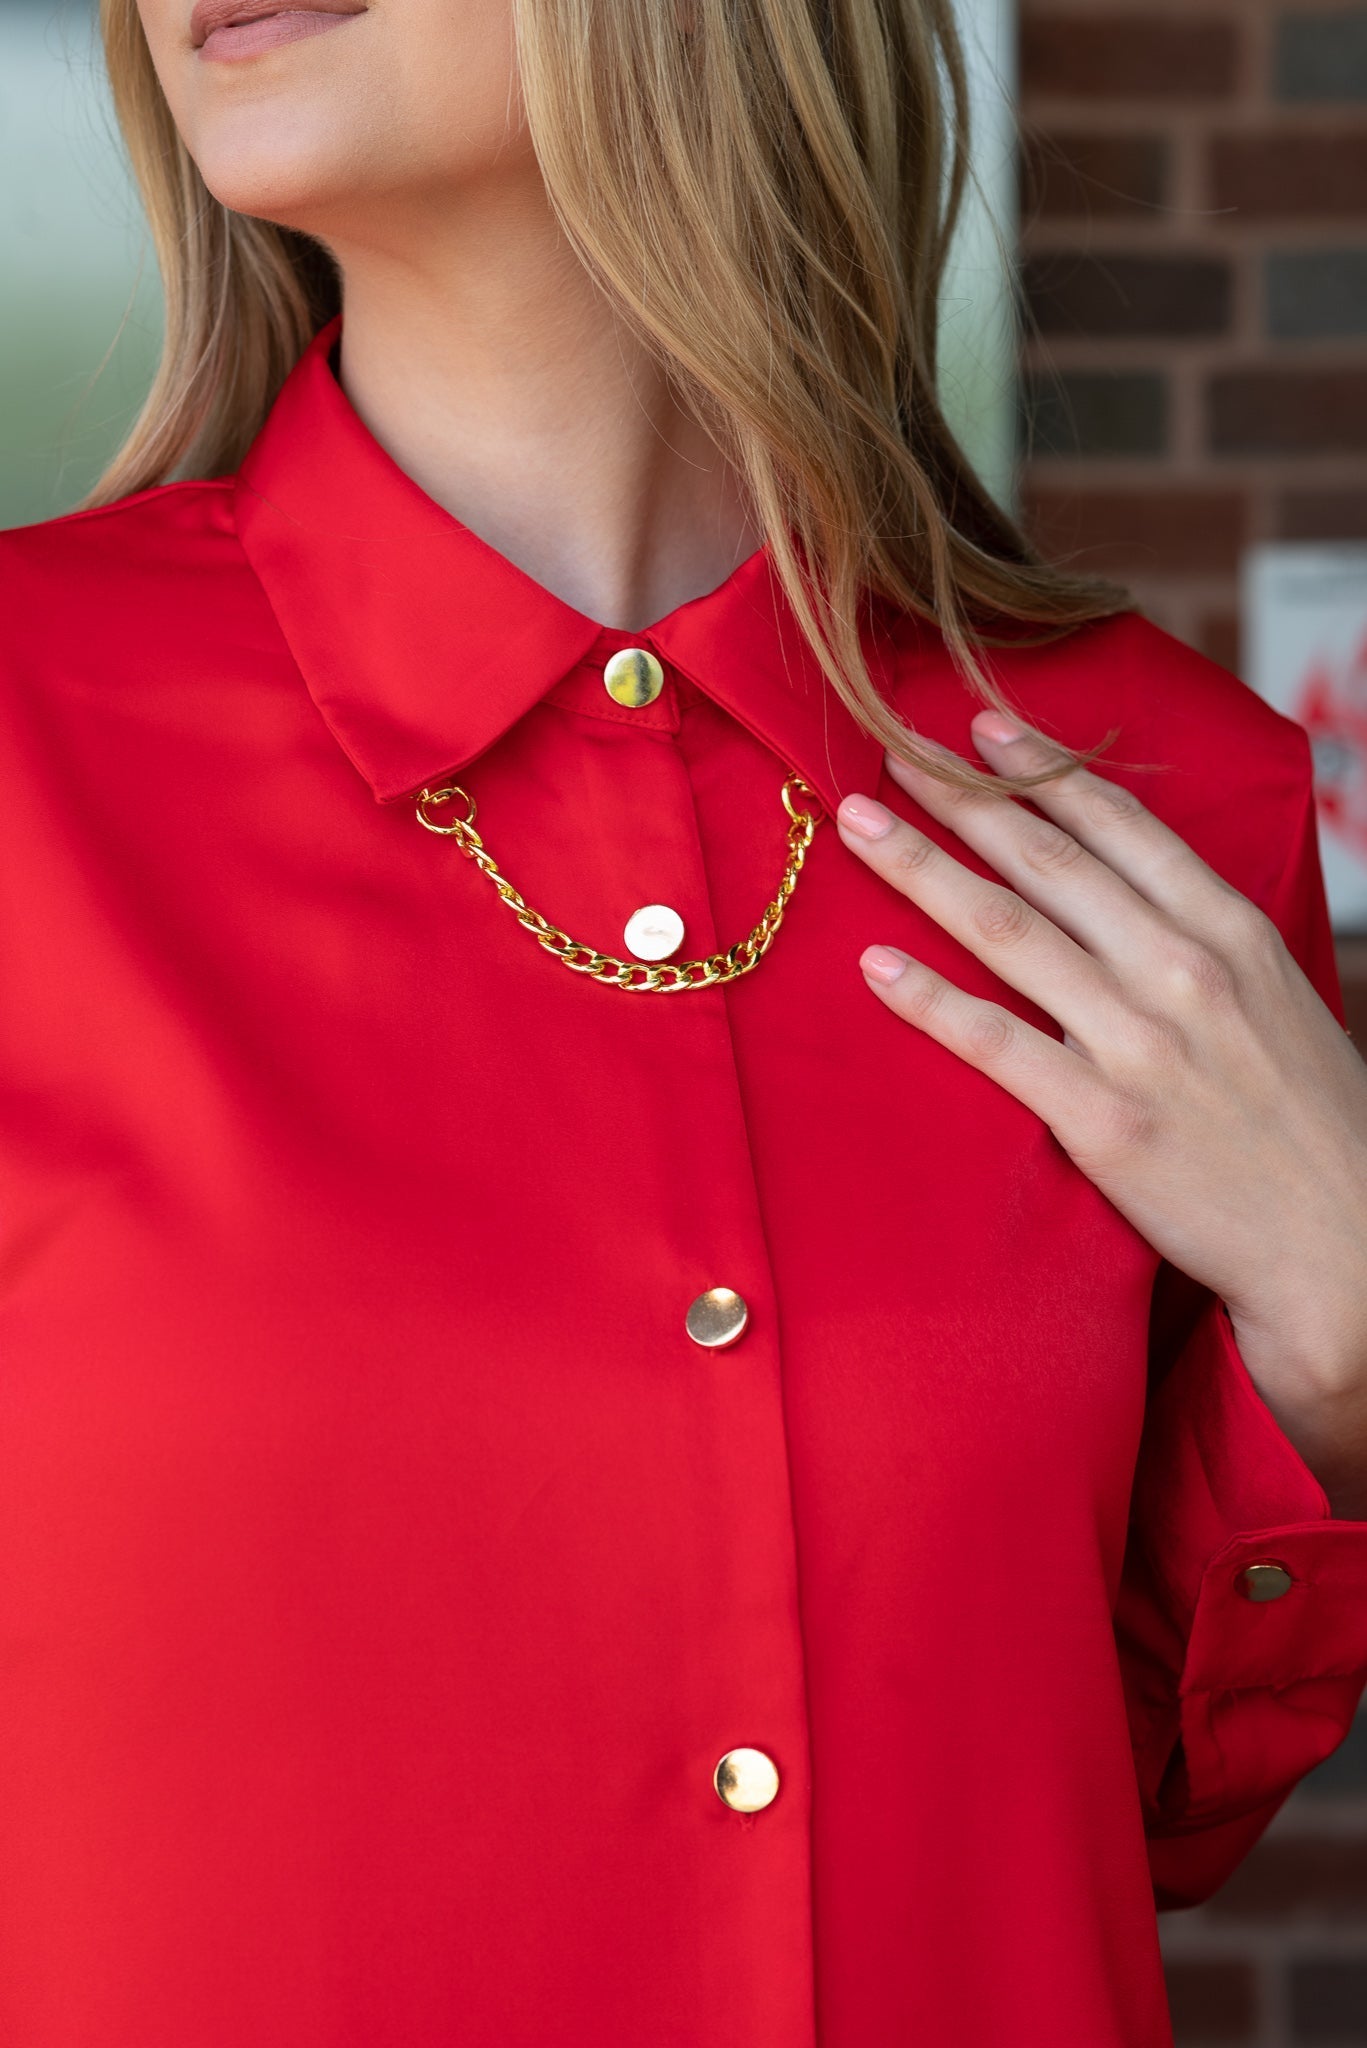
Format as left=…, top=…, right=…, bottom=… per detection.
left=191, top=0, right=366, bottom=61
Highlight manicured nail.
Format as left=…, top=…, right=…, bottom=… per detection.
left=973, top=710, right=1029, bottom=744
left=838, top=794, right=896, bottom=839
left=861, top=945, right=909, bottom=985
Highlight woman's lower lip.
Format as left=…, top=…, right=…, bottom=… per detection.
left=199, top=10, right=361, bottom=60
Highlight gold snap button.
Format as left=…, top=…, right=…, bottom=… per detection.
left=603, top=647, right=664, bottom=708
left=624, top=904, right=685, bottom=962
left=685, top=1287, right=749, bottom=1349
left=1239, top=1561, right=1294, bottom=1602
left=714, top=1747, right=780, bottom=1813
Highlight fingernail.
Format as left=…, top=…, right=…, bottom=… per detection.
left=861, top=945, right=909, bottom=985
left=838, top=795, right=896, bottom=839
left=973, top=710, right=1029, bottom=744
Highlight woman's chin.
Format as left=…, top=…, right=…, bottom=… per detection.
left=195, top=149, right=358, bottom=232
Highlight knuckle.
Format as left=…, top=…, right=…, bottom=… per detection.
left=933, top=776, right=980, bottom=813
left=902, top=971, right=950, bottom=1027
left=1125, top=1006, right=1190, bottom=1072
left=1081, top=778, right=1143, bottom=830
left=969, top=888, right=1035, bottom=948
left=964, top=1004, right=1017, bottom=1062
left=1222, top=891, right=1283, bottom=960
left=1099, top=1086, right=1161, bottom=1152
left=1018, top=825, right=1086, bottom=880
left=890, top=830, right=938, bottom=880
left=1163, top=935, right=1237, bottom=1011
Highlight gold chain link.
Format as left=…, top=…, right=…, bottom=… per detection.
left=414, top=771, right=823, bottom=991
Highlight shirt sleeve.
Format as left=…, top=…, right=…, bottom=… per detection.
left=1113, top=758, right=1367, bottom=1911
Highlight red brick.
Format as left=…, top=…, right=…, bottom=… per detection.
left=1021, top=132, right=1169, bottom=219
left=1163, top=1957, right=1258, bottom=2042
left=1024, top=369, right=1169, bottom=458
left=1197, top=612, right=1242, bottom=676
left=1210, top=133, right=1367, bottom=218
left=1290, top=1958, right=1367, bottom=2038
left=1022, top=486, right=1247, bottom=575
left=1021, top=17, right=1239, bottom=100
left=1276, top=11, right=1367, bottom=105
left=1209, top=368, right=1367, bottom=454
left=1203, top=1837, right=1367, bottom=1920
left=1297, top=1707, right=1367, bottom=1796
left=1278, top=488, right=1367, bottom=541
left=1340, top=945, right=1367, bottom=1047
left=1024, top=252, right=1231, bottom=338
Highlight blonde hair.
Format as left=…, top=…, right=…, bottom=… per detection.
left=88, top=0, right=1132, bottom=797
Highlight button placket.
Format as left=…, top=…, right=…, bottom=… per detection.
left=538, top=680, right=805, bottom=1892
left=688, top=1295, right=779, bottom=1819
left=598, top=647, right=686, bottom=961
left=541, top=645, right=692, bottom=964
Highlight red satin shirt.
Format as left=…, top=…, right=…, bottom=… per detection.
left=2, top=312, right=1366, bottom=2048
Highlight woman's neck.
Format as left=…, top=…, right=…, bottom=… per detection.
left=325, top=177, right=764, bottom=631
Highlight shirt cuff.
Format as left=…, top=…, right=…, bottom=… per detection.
left=1134, top=1290, right=1367, bottom=1669
left=1141, top=1295, right=1367, bottom=1815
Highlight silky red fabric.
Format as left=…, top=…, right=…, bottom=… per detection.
left=1, top=313, right=1365, bottom=2048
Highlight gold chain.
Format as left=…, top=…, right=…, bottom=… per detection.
left=414, top=771, right=823, bottom=991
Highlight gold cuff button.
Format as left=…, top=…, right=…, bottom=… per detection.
left=603, top=647, right=665, bottom=708
left=685, top=1287, right=749, bottom=1349
left=624, top=904, right=685, bottom=962
left=1239, top=1561, right=1294, bottom=1602
left=714, top=1747, right=780, bottom=1813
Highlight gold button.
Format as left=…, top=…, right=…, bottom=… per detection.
left=714, top=1747, right=780, bottom=1813
left=1239, top=1561, right=1294, bottom=1602
left=624, top=903, right=685, bottom=962
left=603, top=647, right=664, bottom=708
left=685, top=1287, right=749, bottom=1349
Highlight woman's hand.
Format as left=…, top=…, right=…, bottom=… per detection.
left=837, top=708, right=1367, bottom=1518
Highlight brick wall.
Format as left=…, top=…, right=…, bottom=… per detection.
left=1018, top=0, right=1367, bottom=671
left=1015, top=6, right=1367, bottom=2043
left=1158, top=1718, right=1367, bottom=2047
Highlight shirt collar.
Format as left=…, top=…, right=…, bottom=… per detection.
left=234, top=312, right=888, bottom=813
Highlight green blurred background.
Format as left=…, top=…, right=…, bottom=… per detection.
left=0, top=0, right=1018, bottom=530
left=1, top=0, right=162, bottom=527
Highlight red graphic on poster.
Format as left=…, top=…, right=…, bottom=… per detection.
left=1291, top=628, right=1367, bottom=861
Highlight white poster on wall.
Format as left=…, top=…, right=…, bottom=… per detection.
left=1243, top=543, right=1367, bottom=935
